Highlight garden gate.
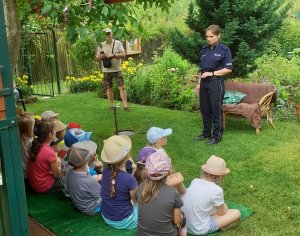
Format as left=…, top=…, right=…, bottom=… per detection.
left=22, top=28, right=61, bottom=96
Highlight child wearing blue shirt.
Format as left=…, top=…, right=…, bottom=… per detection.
left=100, top=135, right=138, bottom=229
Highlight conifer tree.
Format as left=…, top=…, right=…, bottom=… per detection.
left=172, top=0, right=290, bottom=77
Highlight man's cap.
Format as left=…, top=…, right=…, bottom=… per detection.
left=64, top=128, right=92, bottom=148
left=103, top=28, right=112, bottom=34
left=67, top=141, right=97, bottom=167
left=146, top=127, right=172, bottom=144
left=101, top=135, right=132, bottom=164
left=41, top=110, right=60, bottom=121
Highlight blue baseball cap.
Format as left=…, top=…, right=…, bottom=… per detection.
left=146, top=127, right=172, bottom=144
left=64, top=128, right=92, bottom=148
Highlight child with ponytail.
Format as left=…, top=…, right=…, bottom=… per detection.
left=100, top=135, right=138, bottom=229
left=27, top=121, right=62, bottom=193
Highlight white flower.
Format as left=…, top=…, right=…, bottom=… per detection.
left=63, top=6, right=68, bottom=13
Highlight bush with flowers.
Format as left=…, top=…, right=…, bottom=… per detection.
left=66, top=50, right=197, bottom=111
left=14, top=75, right=34, bottom=99
left=118, top=57, right=149, bottom=103
left=122, top=48, right=197, bottom=110
left=66, top=71, right=103, bottom=93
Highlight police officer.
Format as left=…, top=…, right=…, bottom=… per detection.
left=194, top=25, right=233, bottom=144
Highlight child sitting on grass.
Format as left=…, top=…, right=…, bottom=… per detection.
left=27, top=121, right=62, bottom=193
left=41, top=110, right=60, bottom=122
left=136, top=151, right=185, bottom=236
left=66, top=141, right=102, bottom=215
left=134, top=127, right=186, bottom=195
left=182, top=155, right=240, bottom=235
left=100, top=135, right=138, bottom=229
left=17, top=112, right=35, bottom=179
left=60, top=128, right=102, bottom=197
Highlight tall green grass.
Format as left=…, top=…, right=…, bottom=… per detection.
left=26, top=92, right=300, bottom=235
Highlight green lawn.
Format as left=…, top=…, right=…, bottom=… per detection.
left=26, top=92, right=300, bottom=235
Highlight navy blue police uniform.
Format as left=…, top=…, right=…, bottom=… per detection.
left=199, top=43, right=233, bottom=143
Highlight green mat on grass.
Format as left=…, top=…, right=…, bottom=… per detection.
left=26, top=192, right=253, bottom=236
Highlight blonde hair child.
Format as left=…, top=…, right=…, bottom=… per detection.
left=134, top=127, right=186, bottom=195
left=17, top=112, right=35, bottom=178
left=136, top=152, right=185, bottom=235
left=182, top=155, right=240, bottom=235
left=100, top=135, right=138, bottom=229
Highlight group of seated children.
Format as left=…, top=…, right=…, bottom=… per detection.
left=17, top=110, right=241, bottom=236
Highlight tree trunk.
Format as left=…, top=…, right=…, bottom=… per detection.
left=3, top=0, right=22, bottom=76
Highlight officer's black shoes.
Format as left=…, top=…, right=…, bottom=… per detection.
left=207, top=137, right=220, bottom=145
left=193, top=134, right=210, bottom=141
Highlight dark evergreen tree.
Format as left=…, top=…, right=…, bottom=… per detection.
left=171, top=0, right=290, bottom=77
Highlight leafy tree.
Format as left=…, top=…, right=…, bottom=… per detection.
left=171, top=0, right=290, bottom=77
left=4, top=0, right=175, bottom=74
left=267, top=18, right=300, bottom=56
left=34, top=0, right=176, bottom=42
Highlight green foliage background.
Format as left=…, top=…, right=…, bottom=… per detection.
left=171, top=0, right=290, bottom=77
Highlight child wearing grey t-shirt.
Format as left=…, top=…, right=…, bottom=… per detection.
left=136, top=152, right=185, bottom=236
left=66, top=141, right=102, bottom=215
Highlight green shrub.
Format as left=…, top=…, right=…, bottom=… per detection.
left=124, top=48, right=197, bottom=110
left=14, top=75, right=34, bottom=99
left=77, top=49, right=198, bottom=111
left=70, top=37, right=97, bottom=74
left=249, top=54, right=300, bottom=120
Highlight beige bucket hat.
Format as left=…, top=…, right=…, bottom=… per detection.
left=201, top=155, right=230, bottom=176
left=101, top=135, right=132, bottom=164
left=41, top=110, right=60, bottom=121
left=53, top=120, right=67, bottom=133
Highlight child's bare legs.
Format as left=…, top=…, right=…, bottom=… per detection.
left=213, top=207, right=240, bottom=230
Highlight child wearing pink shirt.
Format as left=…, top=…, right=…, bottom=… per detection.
left=27, top=121, right=61, bottom=193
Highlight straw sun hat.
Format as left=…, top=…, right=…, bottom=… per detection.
left=201, top=155, right=230, bottom=176
left=101, top=135, right=132, bottom=164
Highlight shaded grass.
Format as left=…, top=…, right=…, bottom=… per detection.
left=27, top=92, right=300, bottom=235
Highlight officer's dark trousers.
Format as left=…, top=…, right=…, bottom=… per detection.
left=199, top=77, right=225, bottom=141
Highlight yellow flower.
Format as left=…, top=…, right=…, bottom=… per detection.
left=34, top=115, right=41, bottom=120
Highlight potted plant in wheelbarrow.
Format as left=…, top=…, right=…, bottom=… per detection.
left=294, top=92, right=300, bottom=119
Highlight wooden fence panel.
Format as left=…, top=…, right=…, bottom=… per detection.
left=19, top=33, right=164, bottom=89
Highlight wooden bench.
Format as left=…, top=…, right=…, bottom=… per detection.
left=223, top=81, right=276, bottom=134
